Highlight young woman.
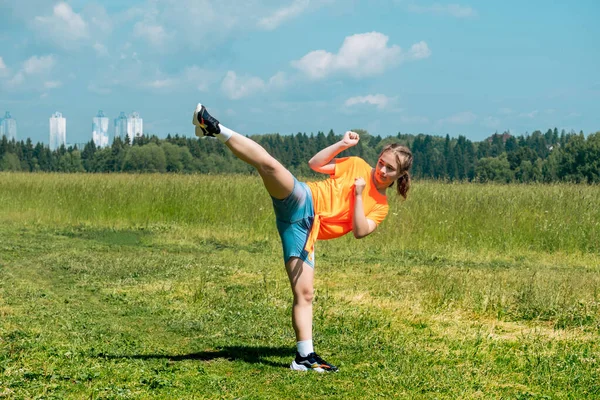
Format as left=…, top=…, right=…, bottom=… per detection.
left=193, top=103, right=413, bottom=372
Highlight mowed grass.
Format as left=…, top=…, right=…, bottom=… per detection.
left=0, top=172, right=599, bottom=399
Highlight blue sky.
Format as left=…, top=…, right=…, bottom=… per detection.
left=0, top=0, right=598, bottom=145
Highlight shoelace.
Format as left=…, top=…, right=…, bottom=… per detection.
left=310, top=353, right=328, bottom=366
left=202, top=112, right=218, bottom=127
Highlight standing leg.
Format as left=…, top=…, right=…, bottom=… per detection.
left=285, top=257, right=314, bottom=342
left=286, top=257, right=338, bottom=372
left=193, top=103, right=294, bottom=199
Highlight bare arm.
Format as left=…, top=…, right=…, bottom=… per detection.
left=308, top=131, right=359, bottom=174
left=352, top=177, right=377, bottom=239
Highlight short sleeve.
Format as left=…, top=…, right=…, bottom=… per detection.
left=367, top=204, right=389, bottom=225
left=333, top=157, right=354, bottom=178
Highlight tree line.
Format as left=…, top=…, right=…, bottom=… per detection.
left=1, top=128, right=599, bottom=183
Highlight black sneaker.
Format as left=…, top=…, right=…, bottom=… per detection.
left=290, top=352, right=338, bottom=373
left=192, top=103, right=221, bottom=137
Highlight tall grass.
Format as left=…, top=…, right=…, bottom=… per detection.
left=2, top=172, right=599, bottom=254
left=396, top=182, right=600, bottom=254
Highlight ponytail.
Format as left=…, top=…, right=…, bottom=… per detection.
left=397, top=172, right=411, bottom=199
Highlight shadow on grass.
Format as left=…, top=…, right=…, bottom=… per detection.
left=56, top=226, right=151, bottom=247
left=98, top=345, right=294, bottom=368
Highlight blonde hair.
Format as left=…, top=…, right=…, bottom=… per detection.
left=378, top=144, right=413, bottom=199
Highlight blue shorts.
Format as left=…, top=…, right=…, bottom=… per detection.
left=271, top=178, right=315, bottom=268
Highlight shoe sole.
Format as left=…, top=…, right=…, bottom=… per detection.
left=192, top=103, right=203, bottom=125
left=192, top=103, right=208, bottom=138
left=290, top=361, right=326, bottom=373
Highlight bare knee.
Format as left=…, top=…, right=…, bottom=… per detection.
left=294, top=286, right=314, bottom=305
left=257, top=157, right=281, bottom=176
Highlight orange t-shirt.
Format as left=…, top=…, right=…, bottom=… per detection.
left=305, top=156, right=389, bottom=241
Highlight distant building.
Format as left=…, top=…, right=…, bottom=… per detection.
left=114, top=112, right=128, bottom=142
left=92, top=110, right=110, bottom=148
left=114, top=111, right=143, bottom=144
left=127, top=112, right=143, bottom=143
left=49, top=112, right=66, bottom=151
left=0, top=111, right=17, bottom=141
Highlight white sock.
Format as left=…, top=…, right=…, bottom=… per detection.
left=296, top=339, right=314, bottom=357
left=217, top=124, right=235, bottom=143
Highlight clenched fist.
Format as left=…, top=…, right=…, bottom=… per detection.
left=342, top=131, right=360, bottom=148
left=354, top=177, right=366, bottom=195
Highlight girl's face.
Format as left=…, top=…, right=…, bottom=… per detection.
left=374, top=151, right=401, bottom=187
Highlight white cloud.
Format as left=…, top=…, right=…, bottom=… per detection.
left=407, top=3, right=477, bottom=18
left=440, top=111, right=477, bottom=125
left=89, top=60, right=219, bottom=94
left=147, top=66, right=220, bottom=92
left=407, top=41, right=432, bottom=60
left=44, top=80, right=62, bottom=89
left=498, top=107, right=513, bottom=115
left=268, top=71, right=288, bottom=89
left=345, top=94, right=391, bottom=109
left=258, top=0, right=310, bottom=30
left=23, top=55, right=56, bottom=75
left=133, top=22, right=170, bottom=48
left=519, top=110, right=538, bottom=118
left=32, top=2, right=89, bottom=49
left=292, top=32, right=430, bottom=79
left=292, top=50, right=334, bottom=80
left=0, top=57, right=8, bottom=77
left=2, top=54, right=57, bottom=91
left=120, top=1, right=271, bottom=50
left=93, top=43, right=109, bottom=57
left=114, top=0, right=334, bottom=51
left=221, top=72, right=267, bottom=100
left=566, top=112, right=582, bottom=118
left=7, top=72, right=25, bottom=87
left=221, top=70, right=287, bottom=99
left=145, top=78, right=177, bottom=89
left=83, top=3, right=113, bottom=35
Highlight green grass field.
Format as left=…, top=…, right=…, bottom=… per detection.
left=1, top=172, right=599, bottom=399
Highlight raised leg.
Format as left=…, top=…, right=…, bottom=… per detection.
left=193, top=103, right=295, bottom=199
left=224, top=133, right=295, bottom=200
